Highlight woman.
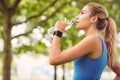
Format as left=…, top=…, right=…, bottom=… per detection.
left=49, top=2, right=118, bottom=80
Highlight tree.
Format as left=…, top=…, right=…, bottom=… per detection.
left=0, top=0, right=21, bottom=80
left=0, top=0, right=76, bottom=80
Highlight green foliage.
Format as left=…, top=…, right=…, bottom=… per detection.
left=117, top=48, right=120, bottom=56
left=13, top=41, right=47, bottom=55
left=0, top=26, right=3, bottom=38
left=1, top=0, right=120, bottom=55
left=11, top=0, right=120, bottom=55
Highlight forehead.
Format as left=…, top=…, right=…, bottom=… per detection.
left=81, top=6, right=91, bottom=14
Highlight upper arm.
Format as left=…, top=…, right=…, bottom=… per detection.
left=50, top=36, right=98, bottom=65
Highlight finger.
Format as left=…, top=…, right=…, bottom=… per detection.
left=64, top=18, right=68, bottom=23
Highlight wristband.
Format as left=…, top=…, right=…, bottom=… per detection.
left=53, top=30, right=62, bottom=38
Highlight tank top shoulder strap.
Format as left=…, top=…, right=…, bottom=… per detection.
left=97, top=36, right=104, bottom=53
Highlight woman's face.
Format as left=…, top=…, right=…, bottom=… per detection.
left=76, top=6, right=92, bottom=30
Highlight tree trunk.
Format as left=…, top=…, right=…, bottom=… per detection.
left=54, top=66, right=57, bottom=80
left=2, top=14, right=12, bottom=80
left=62, top=64, right=65, bottom=80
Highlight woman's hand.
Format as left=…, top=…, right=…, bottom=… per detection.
left=55, top=18, right=67, bottom=32
left=113, top=76, right=120, bottom=80
left=108, top=61, right=120, bottom=80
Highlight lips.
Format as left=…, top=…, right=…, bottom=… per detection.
left=76, top=21, right=79, bottom=24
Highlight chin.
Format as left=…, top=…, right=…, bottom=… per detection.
left=76, top=27, right=82, bottom=30
left=76, top=27, right=80, bottom=30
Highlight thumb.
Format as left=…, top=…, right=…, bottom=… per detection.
left=64, top=18, right=68, bottom=23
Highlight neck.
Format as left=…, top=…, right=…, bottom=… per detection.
left=84, top=25, right=100, bottom=36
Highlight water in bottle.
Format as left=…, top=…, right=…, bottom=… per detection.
left=47, top=19, right=75, bottom=38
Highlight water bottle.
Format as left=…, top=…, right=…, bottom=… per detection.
left=47, top=19, right=75, bottom=38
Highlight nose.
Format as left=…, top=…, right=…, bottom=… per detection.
left=76, top=15, right=79, bottom=20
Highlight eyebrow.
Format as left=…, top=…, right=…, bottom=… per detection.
left=81, top=10, right=85, bottom=12
left=80, top=10, right=85, bottom=14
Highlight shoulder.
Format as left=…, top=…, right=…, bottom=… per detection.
left=84, top=35, right=103, bottom=58
left=64, top=35, right=101, bottom=59
left=82, top=35, right=99, bottom=44
left=76, top=35, right=100, bottom=52
left=79, top=35, right=101, bottom=52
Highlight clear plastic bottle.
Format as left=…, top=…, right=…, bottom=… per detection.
left=65, top=20, right=75, bottom=30
left=47, top=19, right=75, bottom=38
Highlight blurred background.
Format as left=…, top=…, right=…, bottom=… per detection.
left=0, top=0, right=120, bottom=80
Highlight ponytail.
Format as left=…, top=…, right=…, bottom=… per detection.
left=105, top=18, right=117, bottom=67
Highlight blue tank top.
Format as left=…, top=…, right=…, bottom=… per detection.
left=73, top=36, right=108, bottom=80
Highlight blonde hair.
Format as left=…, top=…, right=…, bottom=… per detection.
left=87, top=2, right=117, bottom=67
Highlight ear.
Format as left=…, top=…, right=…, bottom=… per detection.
left=90, top=16, right=98, bottom=23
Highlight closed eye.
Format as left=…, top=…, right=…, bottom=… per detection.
left=80, top=10, right=85, bottom=14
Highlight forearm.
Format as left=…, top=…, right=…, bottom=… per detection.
left=49, top=19, right=67, bottom=65
left=49, top=35, right=61, bottom=64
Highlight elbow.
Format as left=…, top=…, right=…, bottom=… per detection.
left=49, top=59, right=59, bottom=66
left=49, top=61, right=57, bottom=66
